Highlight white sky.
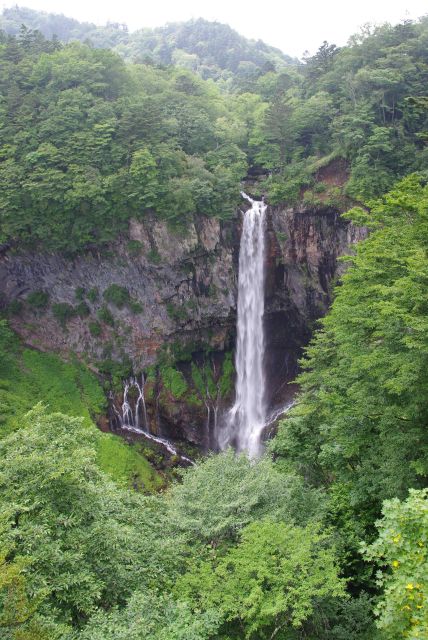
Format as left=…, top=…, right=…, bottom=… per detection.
left=1, top=0, right=427, bottom=57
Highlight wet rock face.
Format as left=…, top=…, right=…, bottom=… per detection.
left=263, top=205, right=366, bottom=405
left=0, top=204, right=365, bottom=445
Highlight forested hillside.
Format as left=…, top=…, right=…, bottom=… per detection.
left=0, top=6, right=294, bottom=79
left=1, top=9, right=428, bottom=640
left=0, top=13, right=427, bottom=253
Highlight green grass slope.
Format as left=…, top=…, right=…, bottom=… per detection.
left=0, top=320, right=163, bottom=492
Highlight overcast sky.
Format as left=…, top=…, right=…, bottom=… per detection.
left=2, top=0, right=427, bottom=57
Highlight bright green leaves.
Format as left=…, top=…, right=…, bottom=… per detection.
left=128, top=147, right=159, bottom=210
left=0, top=35, right=246, bottom=251
left=0, top=402, right=362, bottom=639
left=177, top=520, right=344, bottom=639
left=167, top=450, right=325, bottom=548
left=0, top=407, right=178, bottom=629
left=362, top=489, right=428, bottom=639
left=79, top=591, right=221, bottom=640
left=275, top=175, right=428, bottom=506
left=0, top=549, right=51, bottom=639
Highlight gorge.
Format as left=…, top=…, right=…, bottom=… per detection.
left=0, top=188, right=365, bottom=453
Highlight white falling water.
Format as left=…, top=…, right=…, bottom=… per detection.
left=220, top=192, right=267, bottom=457
left=121, top=376, right=147, bottom=430
left=113, top=375, right=194, bottom=465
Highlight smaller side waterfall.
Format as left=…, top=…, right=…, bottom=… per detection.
left=121, top=376, right=148, bottom=431
left=110, top=375, right=194, bottom=464
left=219, top=193, right=267, bottom=457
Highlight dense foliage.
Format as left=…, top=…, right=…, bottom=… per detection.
left=0, top=320, right=162, bottom=490
left=0, top=29, right=247, bottom=251
left=246, top=19, right=428, bottom=202
left=0, top=410, right=371, bottom=639
left=273, top=175, right=428, bottom=508
left=272, top=174, right=428, bottom=631
left=1, top=14, right=428, bottom=252
left=0, top=7, right=294, bottom=78
left=362, top=489, right=428, bottom=638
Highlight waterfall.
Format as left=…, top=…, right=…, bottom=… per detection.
left=111, top=374, right=194, bottom=465
left=120, top=376, right=147, bottom=430
left=220, top=192, right=267, bottom=457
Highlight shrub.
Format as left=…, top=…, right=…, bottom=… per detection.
left=103, top=284, right=130, bottom=308
left=362, top=489, right=428, bottom=639
left=7, top=300, right=23, bottom=316
left=97, top=355, right=132, bottom=389
left=219, top=352, right=235, bottom=397
left=275, top=230, right=288, bottom=243
left=161, top=365, right=188, bottom=398
left=27, top=290, right=50, bottom=309
left=313, top=181, right=327, bottom=193
left=76, top=301, right=90, bottom=318
left=166, top=302, right=188, bottom=322
left=97, top=306, right=115, bottom=326
left=89, top=321, right=102, bottom=337
left=129, top=299, right=143, bottom=314
left=75, top=286, right=85, bottom=301
left=147, top=248, right=161, bottom=264
left=87, top=288, right=99, bottom=303
left=52, top=302, right=76, bottom=327
left=127, top=240, right=142, bottom=256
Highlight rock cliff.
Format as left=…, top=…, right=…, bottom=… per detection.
left=0, top=202, right=365, bottom=447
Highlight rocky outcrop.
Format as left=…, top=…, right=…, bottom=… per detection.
left=264, top=204, right=366, bottom=405
left=0, top=215, right=236, bottom=369
left=0, top=203, right=366, bottom=446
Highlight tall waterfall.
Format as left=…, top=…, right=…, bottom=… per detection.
left=220, top=192, right=267, bottom=457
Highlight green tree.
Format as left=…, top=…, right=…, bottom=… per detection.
left=0, top=548, right=58, bottom=640
left=272, top=174, right=428, bottom=536
left=177, top=520, right=345, bottom=639
left=79, top=591, right=220, bottom=640
left=128, top=147, right=159, bottom=211
left=362, top=489, right=428, bottom=639
left=167, top=450, right=325, bottom=549
left=0, top=406, right=180, bottom=627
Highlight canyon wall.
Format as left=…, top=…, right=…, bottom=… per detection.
left=0, top=203, right=365, bottom=447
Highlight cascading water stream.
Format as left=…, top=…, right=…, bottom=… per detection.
left=219, top=192, right=267, bottom=457
left=121, top=376, right=146, bottom=430
left=112, top=375, right=194, bottom=465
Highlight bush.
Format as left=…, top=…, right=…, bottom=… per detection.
left=97, top=355, right=133, bottom=389
left=97, top=306, right=115, bottom=326
left=147, top=248, right=161, bottom=264
left=27, top=290, right=50, bottom=309
left=87, top=288, right=99, bottom=303
left=129, top=299, right=143, bottom=314
left=103, top=284, right=130, bottom=309
left=52, top=302, right=76, bottom=327
left=89, top=321, right=102, bottom=337
left=219, top=352, right=235, bottom=397
left=7, top=299, right=23, bottom=316
left=161, top=365, right=188, bottom=398
left=166, top=302, right=188, bottom=322
left=76, top=301, right=90, bottom=318
left=75, top=286, right=85, bottom=301
left=362, top=489, right=428, bottom=639
left=127, top=240, right=142, bottom=256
